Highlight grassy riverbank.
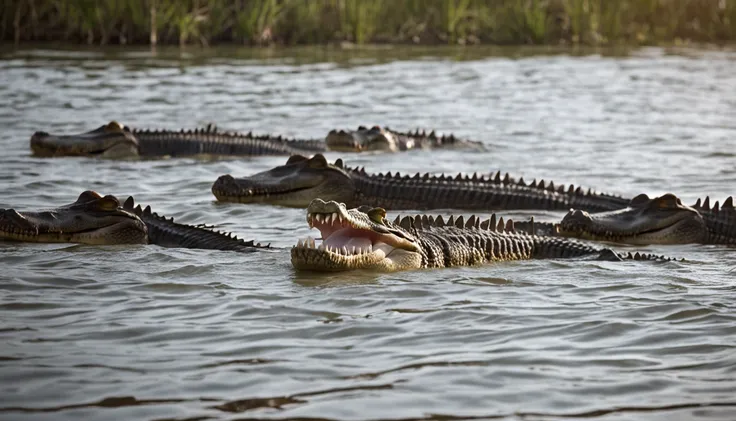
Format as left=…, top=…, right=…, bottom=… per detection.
left=3, top=0, right=735, bottom=47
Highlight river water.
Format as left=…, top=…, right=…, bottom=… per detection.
left=0, top=45, right=735, bottom=420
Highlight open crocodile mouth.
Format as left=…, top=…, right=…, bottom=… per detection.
left=290, top=205, right=419, bottom=271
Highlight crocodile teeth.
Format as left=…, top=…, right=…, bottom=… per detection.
left=328, top=213, right=335, bottom=225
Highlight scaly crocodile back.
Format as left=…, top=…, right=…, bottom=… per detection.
left=391, top=213, right=676, bottom=267
left=122, top=197, right=269, bottom=252
left=131, top=124, right=326, bottom=156
left=692, top=196, right=736, bottom=245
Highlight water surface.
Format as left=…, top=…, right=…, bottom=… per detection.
left=1, top=45, right=735, bottom=420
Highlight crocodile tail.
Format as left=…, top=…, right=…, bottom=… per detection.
left=122, top=197, right=269, bottom=252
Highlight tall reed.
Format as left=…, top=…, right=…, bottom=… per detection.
left=2, top=0, right=735, bottom=46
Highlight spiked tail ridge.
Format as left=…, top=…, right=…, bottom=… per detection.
left=691, top=195, right=736, bottom=244
left=123, top=196, right=269, bottom=252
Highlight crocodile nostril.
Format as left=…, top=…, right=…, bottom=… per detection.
left=328, top=129, right=336, bottom=135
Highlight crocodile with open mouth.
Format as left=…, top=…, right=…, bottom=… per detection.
left=515, top=193, right=735, bottom=245
left=30, top=122, right=481, bottom=158
left=0, top=191, right=268, bottom=252
left=212, top=154, right=630, bottom=212
left=290, top=199, right=677, bottom=272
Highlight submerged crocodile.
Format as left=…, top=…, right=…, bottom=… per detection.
left=291, top=199, right=676, bottom=272
left=514, top=193, right=736, bottom=245
left=325, top=125, right=484, bottom=152
left=30, top=122, right=481, bottom=158
left=212, top=154, right=630, bottom=212
left=30, top=121, right=326, bottom=158
left=0, top=191, right=268, bottom=252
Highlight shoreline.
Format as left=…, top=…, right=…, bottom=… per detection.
left=4, top=1, right=735, bottom=48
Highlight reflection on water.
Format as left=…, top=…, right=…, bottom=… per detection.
left=1, top=45, right=735, bottom=420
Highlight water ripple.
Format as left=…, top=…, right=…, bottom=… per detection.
left=0, top=45, right=735, bottom=420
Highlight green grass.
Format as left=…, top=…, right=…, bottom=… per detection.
left=3, top=0, right=735, bottom=46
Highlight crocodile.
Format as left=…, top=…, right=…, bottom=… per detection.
left=30, top=122, right=481, bottom=158
left=325, top=125, right=485, bottom=152
left=212, top=154, right=630, bottom=212
left=514, top=193, right=736, bottom=245
left=290, top=199, right=677, bottom=272
left=30, top=121, right=326, bottom=158
left=0, top=191, right=268, bottom=252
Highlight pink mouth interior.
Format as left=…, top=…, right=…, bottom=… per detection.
left=313, top=219, right=380, bottom=250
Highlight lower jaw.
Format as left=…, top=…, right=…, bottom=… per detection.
left=291, top=247, right=386, bottom=272
left=291, top=247, right=422, bottom=272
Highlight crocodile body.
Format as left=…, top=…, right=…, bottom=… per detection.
left=30, top=121, right=325, bottom=158
left=325, top=125, right=484, bottom=152
left=0, top=191, right=268, bottom=252
left=30, top=122, right=480, bottom=158
left=291, top=199, right=676, bottom=272
left=512, top=194, right=735, bottom=245
left=212, top=154, right=630, bottom=212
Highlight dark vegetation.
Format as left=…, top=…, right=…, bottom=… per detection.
left=2, top=0, right=735, bottom=47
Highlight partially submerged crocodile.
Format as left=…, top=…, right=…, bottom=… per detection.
left=291, top=199, right=676, bottom=272
left=0, top=191, right=268, bottom=252
left=325, top=125, right=484, bottom=152
left=30, top=121, right=326, bottom=158
left=212, top=154, right=630, bottom=212
left=30, top=122, right=481, bottom=158
left=515, top=193, right=736, bottom=245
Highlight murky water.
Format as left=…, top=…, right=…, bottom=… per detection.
left=1, top=45, right=735, bottom=420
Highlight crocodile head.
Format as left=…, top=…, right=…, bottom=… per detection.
left=558, top=193, right=707, bottom=244
left=291, top=199, right=422, bottom=272
left=0, top=191, right=147, bottom=244
left=211, top=154, right=355, bottom=207
left=325, top=126, right=401, bottom=152
left=30, top=121, right=140, bottom=158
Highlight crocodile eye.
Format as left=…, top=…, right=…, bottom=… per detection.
left=286, top=154, right=308, bottom=165
left=367, top=207, right=386, bottom=224
left=630, top=193, right=650, bottom=207
left=334, top=158, right=344, bottom=168
left=105, top=121, right=124, bottom=132
left=308, top=154, right=328, bottom=168
left=357, top=125, right=367, bottom=130
left=76, top=190, right=103, bottom=204
left=97, top=195, right=121, bottom=211
left=371, top=125, right=381, bottom=131
left=654, top=193, right=679, bottom=209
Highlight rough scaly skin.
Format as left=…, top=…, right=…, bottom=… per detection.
left=512, top=193, right=735, bottom=245
left=30, top=121, right=326, bottom=158
left=0, top=191, right=148, bottom=244
left=30, top=122, right=478, bottom=158
left=325, top=125, right=484, bottom=152
left=290, top=199, right=677, bottom=272
left=212, top=154, right=630, bottom=212
left=0, top=191, right=268, bottom=252
left=122, top=197, right=269, bottom=252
